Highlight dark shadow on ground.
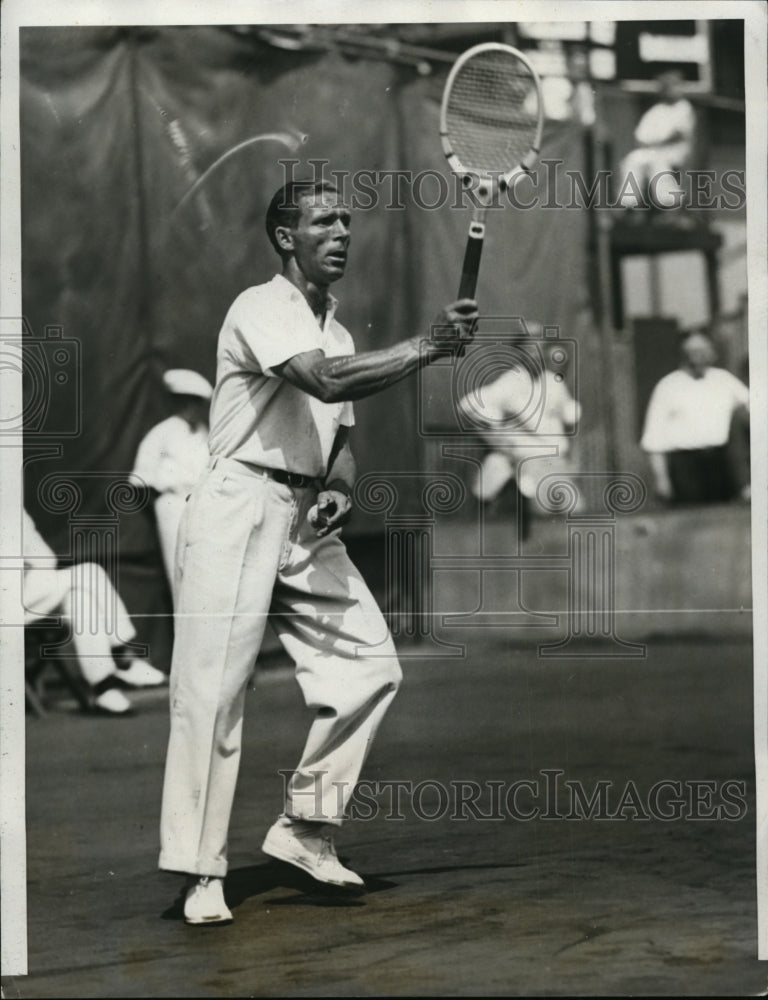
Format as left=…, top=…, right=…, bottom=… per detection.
left=252, top=860, right=528, bottom=908
left=231, top=861, right=393, bottom=908
left=160, top=858, right=398, bottom=919
left=159, top=861, right=397, bottom=919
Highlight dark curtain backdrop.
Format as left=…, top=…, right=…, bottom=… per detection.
left=20, top=26, right=587, bottom=666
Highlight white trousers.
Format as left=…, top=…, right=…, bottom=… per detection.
left=472, top=447, right=580, bottom=513
left=158, top=456, right=402, bottom=878
left=154, top=492, right=187, bottom=604
left=24, top=563, right=137, bottom=686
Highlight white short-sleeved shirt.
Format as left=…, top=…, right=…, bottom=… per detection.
left=641, top=367, right=749, bottom=453
left=131, top=416, right=210, bottom=496
left=634, top=98, right=696, bottom=147
left=207, top=274, right=355, bottom=478
left=464, top=367, right=581, bottom=445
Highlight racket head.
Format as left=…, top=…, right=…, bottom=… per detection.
left=439, top=42, right=544, bottom=189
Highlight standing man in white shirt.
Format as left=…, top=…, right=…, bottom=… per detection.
left=159, top=179, right=478, bottom=925
left=641, top=331, right=750, bottom=503
left=131, top=369, right=213, bottom=603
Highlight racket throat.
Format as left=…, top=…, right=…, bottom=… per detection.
left=463, top=174, right=497, bottom=208
left=468, top=194, right=490, bottom=241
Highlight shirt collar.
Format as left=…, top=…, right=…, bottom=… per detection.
left=272, top=273, right=339, bottom=328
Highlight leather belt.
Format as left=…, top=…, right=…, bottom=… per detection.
left=210, top=455, right=318, bottom=489
left=268, top=467, right=317, bottom=489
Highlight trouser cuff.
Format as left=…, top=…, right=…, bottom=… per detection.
left=158, top=852, right=228, bottom=879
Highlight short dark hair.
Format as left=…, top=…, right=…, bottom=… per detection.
left=678, top=326, right=713, bottom=347
left=265, top=180, right=340, bottom=257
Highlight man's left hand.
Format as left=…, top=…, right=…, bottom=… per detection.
left=308, top=489, right=352, bottom=537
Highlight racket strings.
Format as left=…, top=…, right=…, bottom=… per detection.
left=445, top=51, right=539, bottom=175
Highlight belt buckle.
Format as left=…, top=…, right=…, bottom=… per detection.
left=288, top=472, right=303, bottom=488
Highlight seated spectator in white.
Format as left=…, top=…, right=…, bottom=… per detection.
left=23, top=509, right=166, bottom=715
left=130, top=369, right=212, bottom=603
left=641, top=330, right=750, bottom=504
left=459, top=335, right=581, bottom=530
left=618, top=70, right=696, bottom=210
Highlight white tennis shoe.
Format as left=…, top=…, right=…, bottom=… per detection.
left=117, top=659, right=167, bottom=687
left=261, top=815, right=365, bottom=888
left=183, top=876, right=233, bottom=925
left=93, top=686, right=132, bottom=715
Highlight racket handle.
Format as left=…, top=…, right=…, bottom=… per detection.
left=458, top=222, right=485, bottom=300
left=455, top=222, right=484, bottom=357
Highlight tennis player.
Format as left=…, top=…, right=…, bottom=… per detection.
left=159, top=179, right=477, bottom=924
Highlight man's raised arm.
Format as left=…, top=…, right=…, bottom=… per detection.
left=273, top=299, right=478, bottom=403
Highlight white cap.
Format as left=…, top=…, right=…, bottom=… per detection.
left=162, top=369, right=213, bottom=400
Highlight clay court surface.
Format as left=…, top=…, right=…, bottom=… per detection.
left=4, top=630, right=764, bottom=998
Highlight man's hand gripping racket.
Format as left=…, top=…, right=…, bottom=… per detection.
left=440, top=43, right=544, bottom=351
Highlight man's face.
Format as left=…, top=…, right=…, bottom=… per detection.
left=289, top=191, right=352, bottom=285
left=681, top=334, right=715, bottom=377
left=658, top=72, right=683, bottom=103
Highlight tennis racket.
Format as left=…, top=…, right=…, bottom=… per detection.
left=440, top=43, right=544, bottom=303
